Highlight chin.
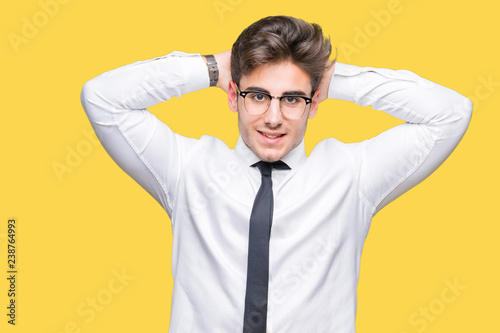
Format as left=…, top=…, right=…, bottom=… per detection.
left=256, top=149, right=285, bottom=163
left=261, top=156, right=280, bottom=163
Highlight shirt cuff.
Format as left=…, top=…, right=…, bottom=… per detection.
left=158, top=51, right=210, bottom=94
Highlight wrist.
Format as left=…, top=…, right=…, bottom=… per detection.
left=317, top=62, right=336, bottom=103
left=214, top=50, right=232, bottom=93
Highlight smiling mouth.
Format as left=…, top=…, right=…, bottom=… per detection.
left=259, top=131, right=285, bottom=139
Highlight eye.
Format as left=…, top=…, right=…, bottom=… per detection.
left=249, top=93, right=268, bottom=102
left=283, top=96, right=299, bottom=104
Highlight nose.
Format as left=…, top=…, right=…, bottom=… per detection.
left=264, top=97, right=283, bottom=127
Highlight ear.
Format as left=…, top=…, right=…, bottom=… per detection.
left=228, top=80, right=238, bottom=113
left=308, top=89, right=320, bottom=119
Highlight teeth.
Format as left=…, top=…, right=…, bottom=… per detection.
left=262, top=132, right=282, bottom=139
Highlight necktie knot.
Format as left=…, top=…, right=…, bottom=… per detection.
left=254, top=160, right=290, bottom=178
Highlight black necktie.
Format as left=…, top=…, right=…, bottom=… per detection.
left=243, top=160, right=290, bottom=333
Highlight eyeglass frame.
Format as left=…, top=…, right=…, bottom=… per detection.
left=236, top=87, right=313, bottom=119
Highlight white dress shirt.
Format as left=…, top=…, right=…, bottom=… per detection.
left=81, top=51, right=472, bottom=332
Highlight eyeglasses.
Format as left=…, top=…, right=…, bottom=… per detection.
left=237, top=88, right=313, bottom=119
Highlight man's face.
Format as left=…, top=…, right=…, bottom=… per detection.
left=228, top=61, right=319, bottom=162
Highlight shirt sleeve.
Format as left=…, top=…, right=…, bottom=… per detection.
left=328, top=63, right=473, bottom=216
left=80, top=51, right=209, bottom=216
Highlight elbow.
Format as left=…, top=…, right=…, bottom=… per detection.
left=442, top=94, right=473, bottom=138
left=428, top=89, right=473, bottom=139
left=462, top=96, right=474, bottom=119
left=80, top=77, right=100, bottom=112
left=457, top=95, right=473, bottom=131
left=80, top=76, right=112, bottom=123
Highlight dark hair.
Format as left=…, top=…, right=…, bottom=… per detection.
left=231, top=16, right=334, bottom=94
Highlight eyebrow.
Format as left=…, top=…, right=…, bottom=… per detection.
left=243, top=86, right=308, bottom=96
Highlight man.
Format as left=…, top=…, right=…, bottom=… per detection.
left=81, top=15, right=472, bottom=333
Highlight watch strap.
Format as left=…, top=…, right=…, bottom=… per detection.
left=204, top=55, right=219, bottom=87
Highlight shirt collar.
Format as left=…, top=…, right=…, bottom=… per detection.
left=234, top=136, right=307, bottom=170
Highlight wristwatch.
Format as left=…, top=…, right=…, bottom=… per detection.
left=204, top=55, right=219, bottom=87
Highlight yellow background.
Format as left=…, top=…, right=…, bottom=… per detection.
left=1, top=0, right=498, bottom=332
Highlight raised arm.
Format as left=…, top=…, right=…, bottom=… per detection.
left=80, top=51, right=222, bottom=215
left=326, top=63, right=472, bottom=215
